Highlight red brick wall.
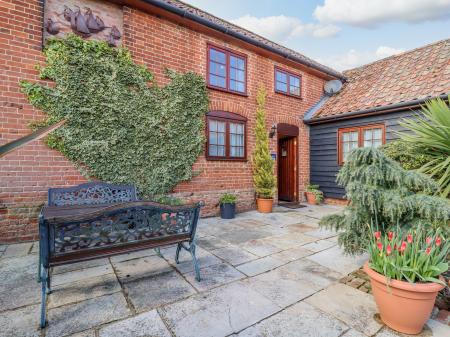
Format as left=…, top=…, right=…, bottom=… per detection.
left=0, top=1, right=327, bottom=242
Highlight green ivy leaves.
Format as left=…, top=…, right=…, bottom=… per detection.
left=21, top=34, right=209, bottom=198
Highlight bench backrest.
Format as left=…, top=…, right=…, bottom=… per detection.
left=48, top=182, right=137, bottom=206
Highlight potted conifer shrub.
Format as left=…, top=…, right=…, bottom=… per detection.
left=305, top=184, right=324, bottom=205
left=252, top=87, right=276, bottom=213
left=219, top=193, right=237, bottom=219
left=364, top=226, right=448, bottom=334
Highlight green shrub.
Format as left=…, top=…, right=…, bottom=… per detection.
left=400, top=97, right=450, bottom=197
left=380, top=140, right=433, bottom=171
left=219, top=193, right=237, bottom=204
left=151, top=195, right=184, bottom=206
left=320, top=147, right=450, bottom=255
left=252, top=87, right=276, bottom=199
left=20, top=35, right=209, bottom=199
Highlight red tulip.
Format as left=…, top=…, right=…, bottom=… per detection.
left=388, top=231, right=394, bottom=241
left=407, top=234, right=412, bottom=243
left=386, top=244, right=392, bottom=256
left=426, top=247, right=431, bottom=255
left=436, top=237, right=441, bottom=246
left=377, top=242, right=383, bottom=251
left=374, top=231, right=381, bottom=241
left=426, top=237, right=432, bottom=245
left=399, top=241, right=407, bottom=253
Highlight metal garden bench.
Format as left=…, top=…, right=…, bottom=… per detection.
left=38, top=182, right=202, bottom=328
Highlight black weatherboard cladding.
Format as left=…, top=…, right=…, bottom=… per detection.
left=309, top=110, right=418, bottom=199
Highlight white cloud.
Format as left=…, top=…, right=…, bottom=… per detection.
left=317, top=46, right=405, bottom=71
left=314, top=0, right=450, bottom=27
left=230, top=15, right=340, bottom=43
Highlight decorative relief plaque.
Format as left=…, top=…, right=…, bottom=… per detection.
left=44, top=0, right=123, bottom=46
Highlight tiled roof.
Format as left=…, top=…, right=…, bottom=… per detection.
left=310, top=39, right=450, bottom=120
left=145, top=0, right=344, bottom=79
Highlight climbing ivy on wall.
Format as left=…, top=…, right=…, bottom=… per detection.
left=21, top=34, right=209, bottom=198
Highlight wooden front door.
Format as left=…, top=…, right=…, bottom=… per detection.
left=278, top=136, right=297, bottom=201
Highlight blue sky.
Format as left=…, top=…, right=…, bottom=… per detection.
left=185, top=0, right=450, bottom=71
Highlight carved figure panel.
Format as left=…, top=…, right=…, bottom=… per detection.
left=44, top=0, right=123, bottom=46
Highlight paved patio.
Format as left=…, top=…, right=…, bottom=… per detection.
left=0, top=204, right=448, bottom=337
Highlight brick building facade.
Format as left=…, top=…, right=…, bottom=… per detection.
left=0, top=0, right=342, bottom=242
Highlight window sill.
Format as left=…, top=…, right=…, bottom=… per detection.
left=205, top=157, right=248, bottom=162
left=207, top=85, right=248, bottom=97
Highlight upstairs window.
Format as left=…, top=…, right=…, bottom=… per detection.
left=338, top=124, right=385, bottom=164
left=207, top=45, right=247, bottom=95
left=275, top=67, right=302, bottom=98
left=206, top=111, right=247, bottom=161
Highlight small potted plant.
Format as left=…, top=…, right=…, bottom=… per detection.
left=252, top=87, right=276, bottom=213
left=219, top=193, right=237, bottom=219
left=363, top=226, right=449, bottom=334
left=305, top=184, right=324, bottom=205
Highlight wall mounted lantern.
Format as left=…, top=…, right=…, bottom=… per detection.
left=269, top=124, right=277, bottom=138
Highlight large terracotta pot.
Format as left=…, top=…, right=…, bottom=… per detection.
left=363, top=262, right=444, bottom=334
left=305, top=191, right=318, bottom=205
left=256, top=198, right=273, bottom=213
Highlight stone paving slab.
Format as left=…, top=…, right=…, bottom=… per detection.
left=211, top=245, right=259, bottom=265
left=270, top=246, right=313, bottom=263
left=124, top=270, right=196, bottom=313
left=218, top=227, right=274, bottom=245
left=52, top=264, right=114, bottom=287
left=67, top=330, right=96, bottom=337
left=159, top=282, right=280, bottom=337
left=242, top=267, right=320, bottom=307
left=374, top=319, right=450, bottom=337
left=184, top=262, right=245, bottom=291
left=305, top=283, right=383, bottom=336
left=46, top=293, right=130, bottom=337
left=236, top=256, right=284, bottom=276
left=268, top=232, right=317, bottom=249
left=53, top=258, right=110, bottom=275
left=236, top=301, right=349, bottom=337
left=1, top=242, right=33, bottom=259
left=113, top=255, right=172, bottom=282
left=49, top=273, right=121, bottom=308
left=0, top=255, right=41, bottom=311
left=239, top=238, right=282, bottom=257
left=197, top=235, right=231, bottom=250
left=304, top=228, right=338, bottom=239
left=302, top=239, right=337, bottom=252
left=277, top=258, right=343, bottom=289
left=306, top=245, right=367, bottom=276
left=342, top=329, right=367, bottom=337
left=163, top=246, right=223, bottom=274
left=99, top=310, right=171, bottom=337
left=109, top=248, right=157, bottom=263
left=0, top=304, right=40, bottom=337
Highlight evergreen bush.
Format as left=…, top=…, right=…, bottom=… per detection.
left=380, top=140, right=433, bottom=171
left=20, top=35, right=209, bottom=198
left=320, top=147, right=450, bottom=255
left=252, top=87, right=276, bottom=199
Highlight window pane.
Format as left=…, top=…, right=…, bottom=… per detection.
left=217, top=121, right=225, bottom=132
left=373, top=140, right=382, bottom=148
left=209, top=120, right=217, bottom=132
left=276, top=81, right=287, bottom=93
left=363, top=129, right=372, bottom=141
left=210, top=62, right=226, bottom=77
left=230, top=56, right=245, bottom=70
left=276, top=71, right=287, bottom=83
left=350, top=131, right=358, bottom=141
left=373, top=128, right=382, bottom=139
left=289, top=75, right=300, bottom=87
left=209, top=74, right=226, bottom=88
left=209, top=144, right=217, bottom=156
left=364, top=140, right=372, bottom=147
left=290, top=85, right=300, bottom=96
left=218, top=132, right=225, bottom=145
left=210, top=48, right=226, bottom=64
left=230, top=79, right=245, bottom=93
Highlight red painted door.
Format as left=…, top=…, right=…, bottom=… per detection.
left=278, top=137, right=297, bottom=201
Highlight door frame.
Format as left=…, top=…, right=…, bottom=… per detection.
left=277, top=123, right=299, bottom=202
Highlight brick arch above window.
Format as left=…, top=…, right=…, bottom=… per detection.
left=206, top=111, right=247, bottom=161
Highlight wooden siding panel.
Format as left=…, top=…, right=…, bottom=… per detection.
left=309, top=110, right=417, bottom=199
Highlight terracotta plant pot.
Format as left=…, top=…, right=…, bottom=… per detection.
left=363, top=262, right=445, bottom=334
left=256, top=198, right=273, bottom=213
left=305, top=191, right=318, bottom=205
